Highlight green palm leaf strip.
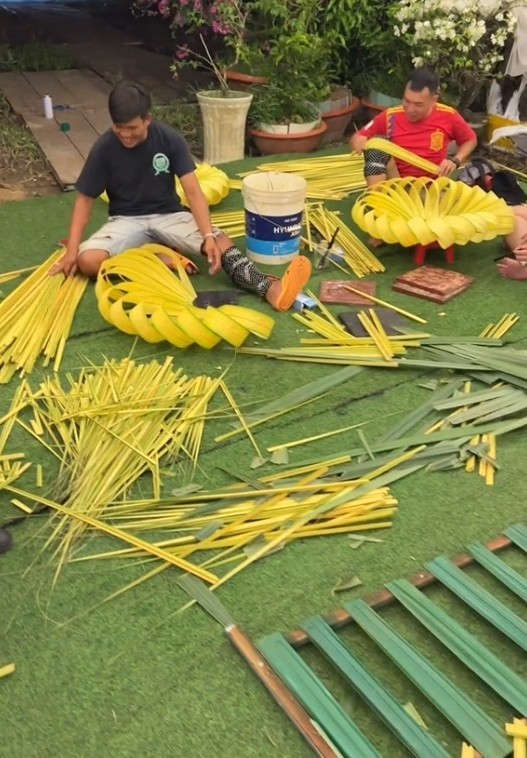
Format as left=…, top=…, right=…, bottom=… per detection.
left=387, top=579, right=527, bottom=714
left=505, top=523, right=527, bottom=552
left=258, top=632, right=379, bottom=758
left=466, top=543, right=527, bottom=603
left=345, top=600, right=511, bottom=758
left=433, top=385, right=520, bottom=410
left=427, top=557, right=527, bottom=652
left=374, top=378, right=464, bottom=444
left=302, top=616, right=449, bottom=758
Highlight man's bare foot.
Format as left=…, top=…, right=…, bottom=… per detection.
left=368, top=236, right=385, bottom=248
left=497, top=257, right=527, bottom=280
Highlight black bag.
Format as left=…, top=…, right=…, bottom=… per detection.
left=491, top=170, right=527, bottom=205
left=458, top=157, right=527, bottom=205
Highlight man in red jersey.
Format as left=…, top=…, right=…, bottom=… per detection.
left=351, top=68, right=477, bottom=186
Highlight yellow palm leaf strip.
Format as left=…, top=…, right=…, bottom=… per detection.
left=101, top=562, right=169, bottom=605
left=478, top=433, right=488, bottom=478
left=6, top=485, right=217, bottom=583
left=11, top=274, right=63, bottom=371
left=369, top=309, right=397, bottom=359
left=40, top=275, right=79, bottom=363
left=172, top=468, right=327, bottom=563
left=0, top=380, right=29, bottom=454
left=261, top=455, right=351, bottom=482
left=293, top=311, right=349, bottom=343
left=304, top=203, right=314, bottom=252
left=358, top=310, right=393, bottom=360
left=364, top=138, right=440, bottom=175
left=465, top=434, right=480, bottom=473
left=485, top=314, right=507, bottom=339
left=0, top=265, right=39, bottom=284
left=49, top=276, right=88, bottom=371
left=211, top=209, right=245, bottom=238
left=0, top=663, right=15, bottom=679
left=267, top=421, right=367, bottom=453
left=0, top=249, right=62, bottom=322
left=214, top=393, right=326, bottom=443
left=0, top=251, right=84, bottom=380
left=491, top=313, right=519, bottom=339
left=308, top=205, right=384, bottom=277
left=178, top=471, right=393, bottom=609
left=485, top=434, right=497, bottom=486
left=169, top=375, right=221, bottom=466
left=219, top=380, right=263, bottom=459
left=344, top=285, right=427, bottom=324
left=479, top=322, right=494, bottom=338
left=22, top=359, right=217, bottom=564
left=305, top=289, right=343, bottom=329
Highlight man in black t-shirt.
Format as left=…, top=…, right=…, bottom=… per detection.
left=51, top=82, right=311, bottom=311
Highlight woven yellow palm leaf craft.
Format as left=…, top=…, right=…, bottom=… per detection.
left=96, top=246, right=274, bottom=349
left=352, top=177, right=515, bottom=249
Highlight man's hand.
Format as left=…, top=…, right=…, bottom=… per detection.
left=351, top=134, right=369, bottom=154
left=437, top=158, right=458, bottom=177
left=202, top=235, right=222, bottom=275
left=49, top=249, right=78, bottom=277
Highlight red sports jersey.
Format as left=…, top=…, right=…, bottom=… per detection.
left=358, top=104, right=476, bottom=178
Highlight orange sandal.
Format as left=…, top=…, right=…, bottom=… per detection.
left=273, top=256, right=312, bottom=312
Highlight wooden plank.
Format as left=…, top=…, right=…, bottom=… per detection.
left=0, top=72, right=42, bottom=114
left=56, top=111, right=100, bottom=158
left=22, top=114, right=84, bottom=188
left=82, top=108, right=111, bottom=136
left=22, top=71, right=103, bottom=156
left=54, top=69, right=110, bottom=109
left=0, top=71, right=84, bottom=187
left=22, top=70, right=79, bottom=106
left=0, top=69, right=110, bottom=186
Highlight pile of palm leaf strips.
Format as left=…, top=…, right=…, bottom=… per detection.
left=1, top=318, right=526, bottom=602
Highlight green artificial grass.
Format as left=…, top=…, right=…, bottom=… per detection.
left=0, top=150, right=526, bottom=757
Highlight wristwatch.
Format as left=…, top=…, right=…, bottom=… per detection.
left=451, top=156, right=461, bottom=167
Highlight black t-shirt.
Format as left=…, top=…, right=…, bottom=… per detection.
left=76, top=121, right=196, bottom=216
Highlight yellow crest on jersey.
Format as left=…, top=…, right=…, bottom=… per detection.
left=430, top=130, right=445, bottom=151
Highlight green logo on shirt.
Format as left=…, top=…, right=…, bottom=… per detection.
left=152, top=152, right=170, bottom=175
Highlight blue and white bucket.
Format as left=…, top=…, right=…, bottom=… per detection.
left=242, top=171, right=308, bottom=265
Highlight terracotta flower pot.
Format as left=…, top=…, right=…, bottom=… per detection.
left=360, top=98, right=384, bottom=120
left=249, top=122, right=327, bottom=155
left=225, top=69, right=268, bottom=90
left=321, top=96, right=361, bottom=144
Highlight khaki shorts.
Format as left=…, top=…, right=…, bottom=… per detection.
left=78, top=212, right=222, bottom=257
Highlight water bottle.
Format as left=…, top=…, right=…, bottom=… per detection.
left=43, top=95, right=53, bottom=119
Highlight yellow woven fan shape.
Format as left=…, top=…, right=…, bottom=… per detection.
left=352, top=177, right=515, bottom=249
left=95, top=246, right=274, bottom=349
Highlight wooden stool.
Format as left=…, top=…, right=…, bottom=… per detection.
left=414, top=242, right=455, bottom=266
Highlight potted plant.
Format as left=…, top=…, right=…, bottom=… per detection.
left=246, top=18, right=340, bottom=153
left=248, top=79, right=327, bottom=154
left=140, top=0, right=259, bottom=164
left=173, top=36, right=254, bottom=165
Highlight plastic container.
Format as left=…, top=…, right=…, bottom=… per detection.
left=242, top=172, right=308, bottom=265
left=43, top=94, right=53, bottom=119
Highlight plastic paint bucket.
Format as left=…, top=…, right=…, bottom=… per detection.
left=242, top=171, right=307, bottom=264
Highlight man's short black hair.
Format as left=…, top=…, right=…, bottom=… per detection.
left=407, top=67, right=440, bottom=95
left=108, top=82, right=151, bottom=124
